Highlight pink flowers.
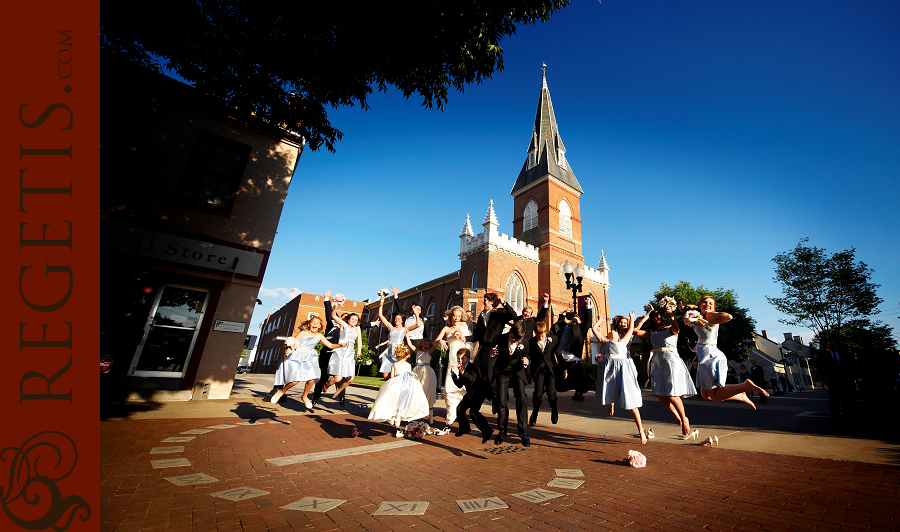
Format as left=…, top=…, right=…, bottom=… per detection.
left=684, top=310, right=712, bottom=331
left=284, top=337, right=300, bottom=350
left=401, top=421, right=433, bottom=440
left=626, top=450, right=647, bottom=468
left=334, top=293, right=346, bottom=304
left=351, top=427, right=361, bottom=437
left=658, top=296, right=676, bottom=312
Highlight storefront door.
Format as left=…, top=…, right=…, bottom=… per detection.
left=129, top=284, right=210, bottom=378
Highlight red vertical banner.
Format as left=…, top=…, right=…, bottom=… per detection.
left=2, top=1, right=99, bottom=531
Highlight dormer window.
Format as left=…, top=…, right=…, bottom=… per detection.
left=557, top=150, right=567, bottom=170
left=527, top=150, right=537, bottom=170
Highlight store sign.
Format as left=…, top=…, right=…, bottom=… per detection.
left=214, top=320, right=246, bottom=333
left=102, top=223, right=265, bottom=277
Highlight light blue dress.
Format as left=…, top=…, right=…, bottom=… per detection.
left=328, top=327, right=358, bottom=378
left=378, top=328, right=405, bottom=373
left=596, top=340, right=642, bottom=410
left=695, top=324, right=727, bottom=391
left=649, top=329, right=697, bottom=397
left=274, top=335, right=321, bottom=385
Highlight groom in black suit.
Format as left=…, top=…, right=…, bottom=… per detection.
left=312, top=292, right=345, bottom=406
left=472, top=293, right=517, bottom=408
left=489, top=322, right=532, bottom=446
left=528, top=320, right=559, bottom=426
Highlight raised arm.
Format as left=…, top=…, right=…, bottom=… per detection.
left=318, top=333, right=346, bottom=350
left=323, top=291, right=334, bottom=330
left=404, top=331, right=416, bottom=352
left=377, top=295, right=393, bottom=328
left=331, top=307, right=349, bottom=329
left=403, top=307, right=421, bottom=333
left=620, top=311, right=639, bottom=345
left=591, top=314, right=610, bottom=343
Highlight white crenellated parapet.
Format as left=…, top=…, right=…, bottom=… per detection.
left=583, top=250, right=610, bottom=287
left=460, top=200, right=539, bottom=263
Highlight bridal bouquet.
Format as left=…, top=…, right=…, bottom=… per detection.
left=284, top=337, right=300, bottom=350
left=334, top=293, right=346, bottom=305
left=351, top=427, right=361, bottom=437
left=658, top=296, right=677, bottom=313
left=400, top=421, right=435, bottom=440
left=377, top=288, right=391, bottom=297
left=684, top=310, right=712, bottom=331
left=624, top=450, right=647, bottom=468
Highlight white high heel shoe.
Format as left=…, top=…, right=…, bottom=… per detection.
left=683, top=429, right=699, bottom=441
left=700, top=435, right=718, bottom=447
left=645, top=428, right=655, bottom=440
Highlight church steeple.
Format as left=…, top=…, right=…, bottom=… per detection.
left=511, top=67, right=583, bottom=196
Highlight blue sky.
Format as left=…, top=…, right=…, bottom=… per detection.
left=251, top=0, right=900, bottom=345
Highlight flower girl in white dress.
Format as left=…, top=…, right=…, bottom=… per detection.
left=368, top=344, right=430, bottom=427
left=405, top=334, right=437, bottom=424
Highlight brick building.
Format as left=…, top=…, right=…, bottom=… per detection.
left=100, top=63, right=305, bottom=400
left=364, top=72, right=611, bottom=350
left=250, top=292, right=368, bottom=374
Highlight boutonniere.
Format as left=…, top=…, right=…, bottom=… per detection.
left=547, top=338, right=553, bottom=343
left=516, top=344, right=524, bottom=351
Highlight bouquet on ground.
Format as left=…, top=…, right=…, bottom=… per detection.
left=624, top=450, right=647, bottom=468
left=658, top=296, right=677, bottom=313
left=684, top=310, right=712, bottom=331
left=351, top=427, right=362, bottom=437
left=398, top=421, right=435, bottom=440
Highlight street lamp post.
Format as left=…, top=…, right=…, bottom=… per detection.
left=558, top=260, right=586, bottom=312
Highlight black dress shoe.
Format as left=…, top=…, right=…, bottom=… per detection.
left=494, top=433, right=504, bottom=445
left=573, top=393, right=585, bottom=401
left=528, top=413, right=538, bottom=427
left=339, top=396, right=345, bottom=407
left=456, top=429, right=471, bottom=437
left=521, top=436, right=531, bottom=447
left=481, top=430, right=494, bottom=444
left=551, top=410, right=559, bottom=424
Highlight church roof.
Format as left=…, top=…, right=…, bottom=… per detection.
left=511, top=71, right=583, bottom=196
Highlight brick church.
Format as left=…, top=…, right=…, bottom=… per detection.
left=363, top=71, right=611, bottom=346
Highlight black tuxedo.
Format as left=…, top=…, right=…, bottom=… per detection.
left=451, top=362, right=491, bottom=435
left=313, top=299, right=344, bottom=401
left=552, top=319, right=593, bottom=395
left=518, top=305, right=549, bottom=340
left=490, top=333, right=531, bottom=438
left=473, top=302, right=517, bottom=366
left=529, top=334, right=559, bottom=418
left=750, top=364, right=766, bottom=403
left=818, top=349, right=855, bottom=419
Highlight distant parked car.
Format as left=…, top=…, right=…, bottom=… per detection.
left=236, top=366, right=250, bottom=374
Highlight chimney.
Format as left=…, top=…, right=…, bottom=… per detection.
left=783, top=332, right=793, bottom=341
left=762, top=330, right=768, bottom=339
left=793, top=336, right=803, bottom=345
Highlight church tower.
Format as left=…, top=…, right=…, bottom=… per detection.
left=511, top=67, right=596, bottom=310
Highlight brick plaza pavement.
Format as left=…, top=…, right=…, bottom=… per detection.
left=101, top=393, right=900, bottom=532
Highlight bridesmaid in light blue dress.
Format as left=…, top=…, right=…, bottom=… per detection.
left=271, top=316, right=346, bottom=409
left=376, top=289, right=421, bottom=378
left=679, top=296, right=767, bottom=408
left=323, top=311, right=361, bottom=406
left=592, top=310, right=651, bottom=444
left=633, top=304, right=698, bottom=437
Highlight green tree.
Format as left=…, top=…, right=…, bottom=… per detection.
left=636, top=281, right=756, bottom=363
left=767, top=238, right=883, bottom=343
left=101, top=0, right=571, bottom=152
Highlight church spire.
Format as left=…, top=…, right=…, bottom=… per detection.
left=511, top=66, right=583, bottom=196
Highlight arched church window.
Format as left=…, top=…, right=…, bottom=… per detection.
left=523, top=200, right=538, bottom=231
left=426, top=301, right=435, bottom=337
left=559, top=199, right=572, bottom=239
left=471, top=270, right=478, bottom=290
left=504, top=274, right=526, bottom=315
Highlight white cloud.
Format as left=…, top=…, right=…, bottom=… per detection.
left=259, top=286, right=302, bottom=300
left=258, top=286, right=280, bottom=299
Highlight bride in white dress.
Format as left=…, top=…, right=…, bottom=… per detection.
left=434, top=306, right=474, bottom=431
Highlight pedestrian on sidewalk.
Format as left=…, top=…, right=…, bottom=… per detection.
left=593, top=310, right=650, bottom=445
left=750, top=359, right=767, bottom=403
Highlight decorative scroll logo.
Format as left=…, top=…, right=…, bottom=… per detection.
left=1, top=431, right=90, bottom=530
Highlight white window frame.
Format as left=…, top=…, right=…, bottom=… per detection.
left=523, top=200, right=538, bottom=231
left=559, top=199, right=573, bottom=239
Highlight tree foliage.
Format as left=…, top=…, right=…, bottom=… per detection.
left=768, top=238, right=882, bottom=343
left=635, top=281, right=757, bottom=363
left=101, top=0, right=570, bottom=152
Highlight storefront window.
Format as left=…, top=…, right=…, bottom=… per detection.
left=131, top=285, right=209, bottom=376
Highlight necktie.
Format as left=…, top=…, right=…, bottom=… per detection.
left=831, top=351, right=839, bottom=368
